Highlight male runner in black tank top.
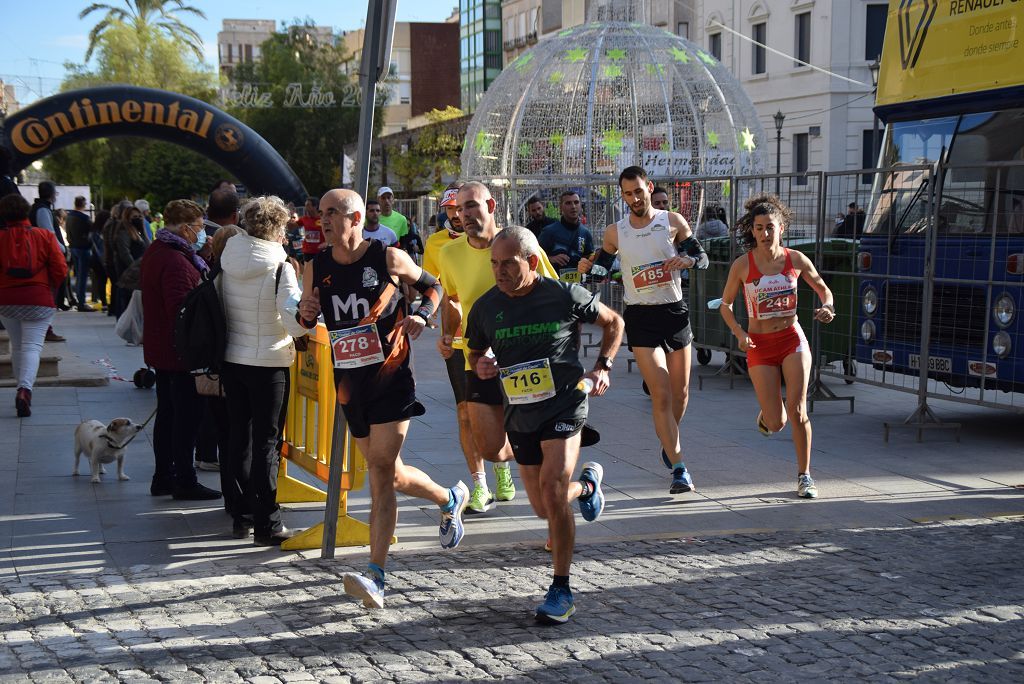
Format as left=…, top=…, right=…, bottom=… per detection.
left=298, top=189, right=468, bottom=610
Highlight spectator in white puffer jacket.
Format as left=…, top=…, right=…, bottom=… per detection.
left=218, top=195, right=309, bottom=546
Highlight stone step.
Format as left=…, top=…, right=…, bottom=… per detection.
left=0, top=353, right=61, bottom=379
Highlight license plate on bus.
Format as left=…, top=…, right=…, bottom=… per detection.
left=908, top=354, right=952, bottom=373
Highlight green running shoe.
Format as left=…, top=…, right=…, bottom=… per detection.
left=494, top=463, right=516, bottom=501
left=468, top=482, right=494, bottom=513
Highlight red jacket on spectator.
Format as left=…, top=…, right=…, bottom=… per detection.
left=0, top=219, right=68, bottom=307
left=141, top=238, right=201, bottom=371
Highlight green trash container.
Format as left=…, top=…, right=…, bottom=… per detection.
left=789, top=238, right=857, bottom=377
left=688, top=237, right=856, bottom=374
left=688, top=236, right=746, bottom=365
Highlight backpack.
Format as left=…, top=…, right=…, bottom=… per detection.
left=174, top=265, right=227, bottom=373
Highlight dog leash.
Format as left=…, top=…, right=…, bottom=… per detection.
left=104, top=407, right=158, bottom=450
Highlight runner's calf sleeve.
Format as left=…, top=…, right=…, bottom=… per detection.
left=411, top=270, right=442, bottom=319
left=678, top=236, right=709, bottom=269
left=593, top=249, right=616, bottom=271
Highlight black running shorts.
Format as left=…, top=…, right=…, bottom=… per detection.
left=336, top=371, right=425, bottom=438
left=445, top=350, right=468, bottom=404
left=465, top=370, right=504, bottom=406
left=624, top=301, right=693, bottom=352
left=507, top=413, right=586, bottom=466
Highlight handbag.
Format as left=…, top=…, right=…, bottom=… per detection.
left=195, top=373, right=225, bottom=397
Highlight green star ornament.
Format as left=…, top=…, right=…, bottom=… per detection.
left=603, top=64, right=623, bottom=78
left=513, top=53, right=534, bottom=72
left=697, top=50, right=716, bottom=65
left=566, top=48, right=589, bottom=63
left=706, top=130, right=720, bottom=147
left=601, top=129, right=625, bottom=158
left=548, top=70, right=565, bottom=84
left=739, top=128, right=756, bottom=152
left=606, top=48, right=627, bottom=61
left=475, top=130, right=493, bottom=156
left=670, top=47, right=690, bottom=63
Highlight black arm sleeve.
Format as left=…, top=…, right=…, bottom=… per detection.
left=678, top=236, right=709, bottom=270
left=593, top=249, right=617, bottom=270
left=411, top=269, right=443, bottom=319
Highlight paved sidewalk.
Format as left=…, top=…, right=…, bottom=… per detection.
left=1, top=518, right=1022, bottom=681
left=1, top=310, right=1023, bottom=681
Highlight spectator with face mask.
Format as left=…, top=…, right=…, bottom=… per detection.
left=112, top=206, right=147, bottom=318
left=140, top=199, right=221, bottom=502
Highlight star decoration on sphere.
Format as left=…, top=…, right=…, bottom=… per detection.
left=644, top=63, right=666, bottom=77
left=549, top=132, right=565, bottom=147
left=513, top=52, right=534, bottom=72
left=606, top=48, right=627, bottom=61
left=706, top=130, right=720, bottom=147
left=558, top=29, right=574, bottom=37
left=697, top=50, right=717, bottom=65
left=603, top=64, right=623, bottom=78
left=566, top=47, right=589, bottom=63
left=602, top=129, right=625, bottom=158
left=659, top=139, right=671, bottom=152
left=722, top=180, right=732, bottom=197
left=739, top=128, right=756, bottom=152
left=517, top=142, right=532, bottom=159
left=548, top=70, right=565, bottom=84
left=670, top=47, right=690, bottom=63
left=475, top=130, right=493, bottom=155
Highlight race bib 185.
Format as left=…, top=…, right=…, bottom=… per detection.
left=630, top=260, right=673, bottom=292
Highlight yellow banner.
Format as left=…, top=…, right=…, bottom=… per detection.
left=297, top=342, right=321, bottom=401
left=877, top=0, right=1024, bottom=108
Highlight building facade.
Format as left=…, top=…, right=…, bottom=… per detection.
left=500, top=0, right=694, bottom=67
left=694, top=0, right=888, bottom=181
left=217, top=20, right=334, bottom=77
left=341, top=22, right=460, bottom=136
left=460, top=0, right=504, bottom=113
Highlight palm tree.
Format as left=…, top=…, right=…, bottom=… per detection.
left=80, top=0, right=207, bottom=62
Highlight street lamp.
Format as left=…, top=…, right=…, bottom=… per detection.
left=869, top=56, right=881, bottom=167
left=773, top=110, right=785, bottom=194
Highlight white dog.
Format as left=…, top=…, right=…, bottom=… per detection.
left=73, top=418, right=144, bottom=483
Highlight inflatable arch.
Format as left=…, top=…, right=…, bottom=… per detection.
left=2, top=85, right=307, bottom=204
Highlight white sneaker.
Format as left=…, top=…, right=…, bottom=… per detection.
left=797, top=474, right=818, bottom=499
left=344, top=572, right=384, bottom=609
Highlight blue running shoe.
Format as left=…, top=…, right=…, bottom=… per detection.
left=343, top=572, right=385, bottom=609
left=535, top=585, right=575, bottom=624
left=578, top=462, right=605, bottom=522
left=661, top=449, right=673, bottom=470
left=670, top=466, right=695, bottom=494
left=439, top=481, right=469, bottom=549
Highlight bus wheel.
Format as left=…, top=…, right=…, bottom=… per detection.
left=843, top=360, right=856, bottom=384
left=696, top=347, right=712, bottom=366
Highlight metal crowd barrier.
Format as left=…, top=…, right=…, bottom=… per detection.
left=278, top=323, right=372, bottom=553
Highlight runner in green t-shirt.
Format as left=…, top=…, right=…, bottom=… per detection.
left=376, top=186, right=409, bottom=240
left=466, top=226, right=624, bottom=625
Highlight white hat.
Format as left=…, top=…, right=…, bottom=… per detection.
left=134, top=199, right=150, bottom=212
left=377, top=186, right=394, bottom=197
left=440, top=188, right=459, bottom=207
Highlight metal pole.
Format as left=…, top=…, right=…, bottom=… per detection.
left=320, top=408, right=349, bottom=559
left=775, top=130, right=782, bottom=195
left=872, top=112, right=880, bottom=167
left=354, top=0, right=398, bottom=201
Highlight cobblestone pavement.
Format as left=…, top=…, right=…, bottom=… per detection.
left=2, top=517, right=1023, bottom=683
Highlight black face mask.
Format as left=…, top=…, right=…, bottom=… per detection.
left=130, top=217, right=144, bottom=230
